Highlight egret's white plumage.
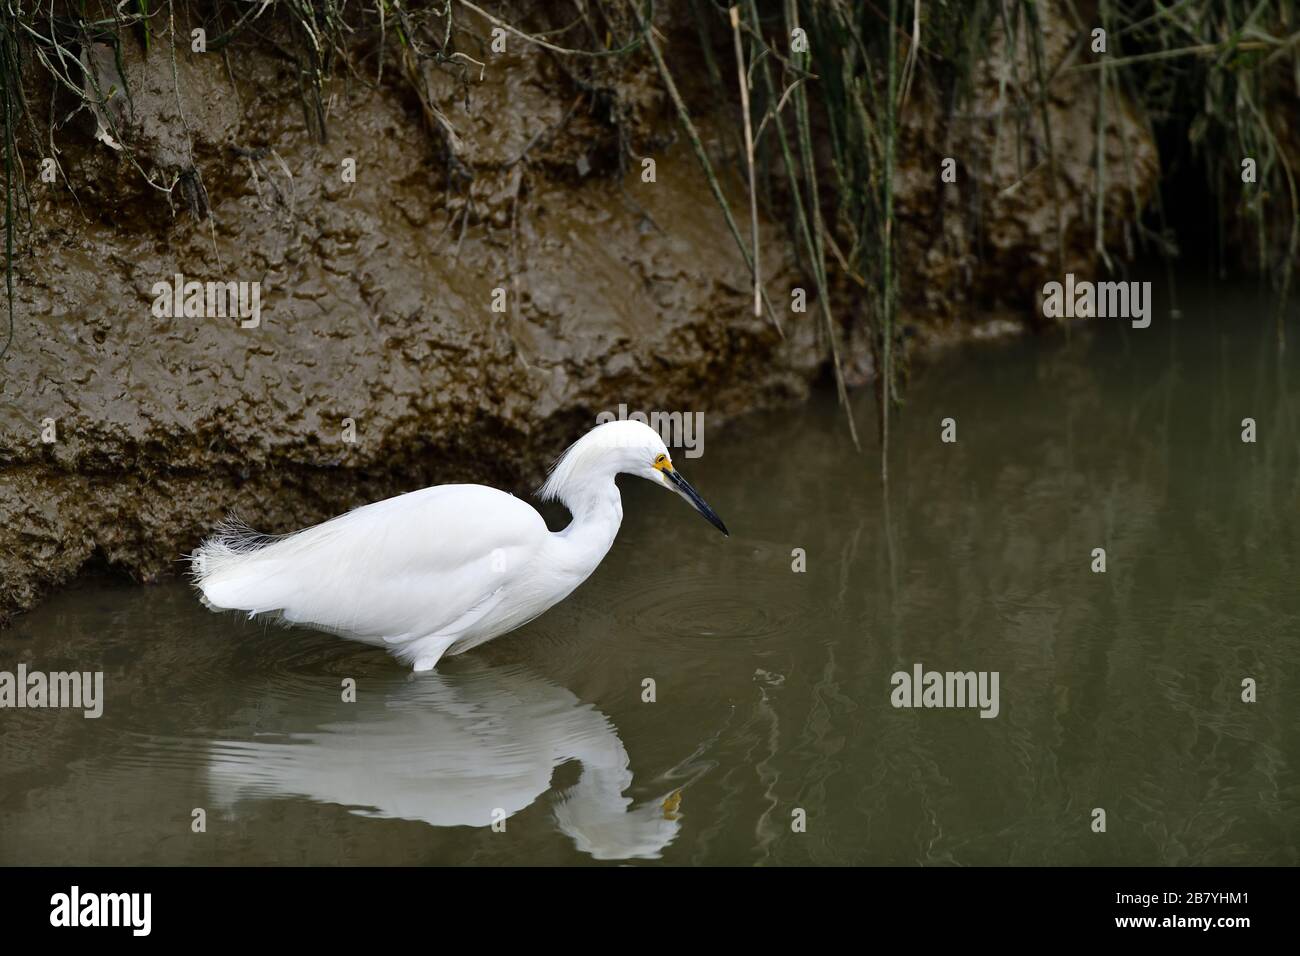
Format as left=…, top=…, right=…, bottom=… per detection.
left=192, top=420, right=728, bottom=670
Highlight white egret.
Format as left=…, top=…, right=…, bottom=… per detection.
left=191, top=419, right=728, bottom=670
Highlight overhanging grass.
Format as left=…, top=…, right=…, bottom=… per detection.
left=1, top=0, right=1295, bottom=419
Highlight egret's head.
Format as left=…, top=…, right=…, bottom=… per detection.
left=539, top=420, right=728, bottom=536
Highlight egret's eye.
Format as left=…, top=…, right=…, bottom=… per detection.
left=653, top=453, right=670, bottom=469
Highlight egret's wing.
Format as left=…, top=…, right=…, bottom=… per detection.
left=194, top=484, right=548, bottom=642
left=384, top=586, right=506, bottom=648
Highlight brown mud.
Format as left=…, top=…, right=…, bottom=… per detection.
left=0, top=3, right=1156, bottom=624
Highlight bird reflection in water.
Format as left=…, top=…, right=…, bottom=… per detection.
left=206, top=661, right=681, bottom=861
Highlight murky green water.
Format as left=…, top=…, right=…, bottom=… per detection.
left=3, top=281, right=1298, bottom=865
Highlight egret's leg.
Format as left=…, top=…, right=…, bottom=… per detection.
left=402, top=632, right=461, bottom=671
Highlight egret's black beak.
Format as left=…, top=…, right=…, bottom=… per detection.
left=665, top=469, right=729, bottom=536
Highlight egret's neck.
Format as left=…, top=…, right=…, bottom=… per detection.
left=552, top=476, right=623, bottom=571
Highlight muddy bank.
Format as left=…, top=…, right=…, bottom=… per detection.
left=0, top=3, right=1155, bottom=624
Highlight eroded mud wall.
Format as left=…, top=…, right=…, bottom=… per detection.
left=0, top=2, right=1156, bottom=622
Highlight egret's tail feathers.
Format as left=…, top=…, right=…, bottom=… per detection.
left=191, top=514, right=273, bottom=570
left=190, top=513, right=334, bottom=616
